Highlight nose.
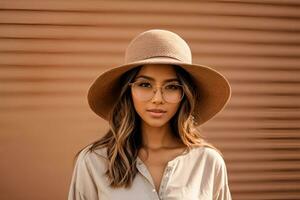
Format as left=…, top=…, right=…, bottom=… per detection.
left=151, top=87, right=164, bottom=104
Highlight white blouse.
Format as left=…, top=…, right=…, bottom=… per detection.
left=68, top=144, right=232, bottom=200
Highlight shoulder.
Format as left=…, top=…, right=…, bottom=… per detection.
left=192, top=146, right=227, bottom=169
left=77, top=144, right=108, bottom=159
left=204, top=147, right=225, bottom=163
left=75, top=144, right=108, bottom=171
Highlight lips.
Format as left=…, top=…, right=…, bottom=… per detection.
left=147, top=109, right=166, bottom=113
left=146, top=109, right=167, bottom=118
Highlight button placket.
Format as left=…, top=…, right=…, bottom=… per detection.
left=151, top=188, right=160, bottom=200
left=159, top=165, right=174, bottom=199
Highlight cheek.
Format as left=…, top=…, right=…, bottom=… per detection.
left=167, top=103, right=181, bottom=117
left=131, top=94, right=144, bottom=115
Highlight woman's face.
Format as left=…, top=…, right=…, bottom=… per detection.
left=131, top=64, right=182, bottom=128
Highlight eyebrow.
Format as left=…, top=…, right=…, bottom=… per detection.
left=135, top=75, right=179, bottom=83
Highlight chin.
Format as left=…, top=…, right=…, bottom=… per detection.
left=143, top=117, right=170, bottom=128
left=147, top=122, right=165, bottom=128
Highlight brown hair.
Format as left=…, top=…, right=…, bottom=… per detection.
left=73, top=64, right=222, bottom=188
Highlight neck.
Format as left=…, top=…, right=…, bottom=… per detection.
left=140, top=122, right=179, bottom=149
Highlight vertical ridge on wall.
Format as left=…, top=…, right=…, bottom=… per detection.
left=0, top=1, right=299, bottom=200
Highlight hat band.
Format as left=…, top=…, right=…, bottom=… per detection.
left=144, top=55, right=182, bottom=61
left=126, top=55, right=185, bottom=64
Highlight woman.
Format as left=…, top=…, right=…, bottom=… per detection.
left=68, top=29, right=232, bottom=200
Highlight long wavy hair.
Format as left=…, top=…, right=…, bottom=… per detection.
left=73, top=64, right=222, bottom=188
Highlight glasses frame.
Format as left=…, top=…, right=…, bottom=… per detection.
left=128, top=80, right=185, bottom=103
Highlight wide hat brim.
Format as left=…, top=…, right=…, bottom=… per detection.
left=87, top=57, right=231, bottom=126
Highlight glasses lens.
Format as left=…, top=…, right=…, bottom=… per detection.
left=131, top=81, right=154, bottom=101
left=162, top=83, right=184, bottom=103
left=131, top=81, right=184, bottom=103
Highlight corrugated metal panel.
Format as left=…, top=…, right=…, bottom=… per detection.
left=0, top=1, right=299, bottom=200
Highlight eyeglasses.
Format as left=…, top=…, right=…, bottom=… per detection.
left=128, top=80, right=184, bottom=103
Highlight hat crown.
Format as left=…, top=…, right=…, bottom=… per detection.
left=125, top=29, right=192, bottom=64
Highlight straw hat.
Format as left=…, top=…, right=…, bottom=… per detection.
left=87, top=29, right=231, bottom=126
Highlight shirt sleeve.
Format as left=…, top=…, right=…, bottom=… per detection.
left=213, top=156, right=232, bottom=200
left=67, top=149, right=98, bottom=200
left=214, top=180, right=232, bottom=200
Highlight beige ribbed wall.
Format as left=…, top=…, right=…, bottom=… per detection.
left=0, top=1, right=299, bottom=199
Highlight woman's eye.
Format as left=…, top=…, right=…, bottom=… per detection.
left=165, top=84, right=180, bottom=90
left=138, top=82, right=151, bottom=88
